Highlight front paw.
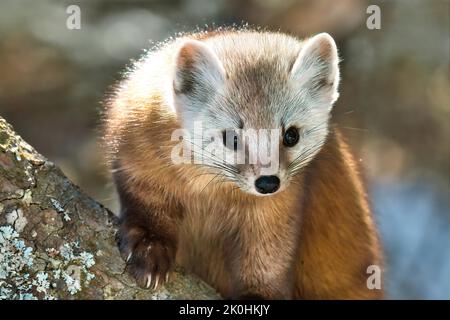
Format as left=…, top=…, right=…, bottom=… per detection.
left=117, top=225, right=176, bottom=290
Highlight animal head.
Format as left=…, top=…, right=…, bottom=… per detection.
left=172, top=32, right=340, bottom=196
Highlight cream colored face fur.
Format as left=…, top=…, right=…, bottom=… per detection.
left=172, top=32, right=340, bottom=196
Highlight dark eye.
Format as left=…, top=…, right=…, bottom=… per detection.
left=222, top=130, right=239, bottom=151
left=283, top=127, right=299, bottom=147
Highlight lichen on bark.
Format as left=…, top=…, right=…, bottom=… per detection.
left=0, top=117, right=220, bottom=300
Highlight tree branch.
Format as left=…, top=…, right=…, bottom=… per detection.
left=0, top=117, right=219, bottom=300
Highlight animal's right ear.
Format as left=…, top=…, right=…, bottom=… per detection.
left=173, top=40, right=226, bottom=97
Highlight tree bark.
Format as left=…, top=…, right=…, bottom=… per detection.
left=0, top=117, right=219, bottom=300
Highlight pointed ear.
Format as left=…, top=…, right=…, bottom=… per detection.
left=290, top=33, right=340, bottom=106
left=173, top=40, right=226, bottom=96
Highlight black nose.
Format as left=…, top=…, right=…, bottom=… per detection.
left=255, top=175, right=280, bottom=194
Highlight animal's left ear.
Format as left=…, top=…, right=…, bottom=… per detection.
left=290, top=33, right=340, bottom=107
left=173, top=39, right=226, bottom=98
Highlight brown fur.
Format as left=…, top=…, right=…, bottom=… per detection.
left=103, top=31, right=383, bottom=300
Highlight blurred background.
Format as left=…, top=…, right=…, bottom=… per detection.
left=0, top=0, right=448, bottom=299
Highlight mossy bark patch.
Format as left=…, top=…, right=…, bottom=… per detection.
left=0, top=117, right=220, bottom=300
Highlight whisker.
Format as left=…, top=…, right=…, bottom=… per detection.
left=341, top=126, right=368, bottom=132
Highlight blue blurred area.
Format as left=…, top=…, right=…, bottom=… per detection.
left=373, top=178, right=450, bottom=299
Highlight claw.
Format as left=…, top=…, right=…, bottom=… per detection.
left=146, top=274, right=152, bottom=288
left=126, top=252, right=132, bottom=263
left=154, top=275, right=159, bottom=290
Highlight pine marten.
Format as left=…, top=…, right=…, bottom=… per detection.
left=103, top=29, right=383, bottom=299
